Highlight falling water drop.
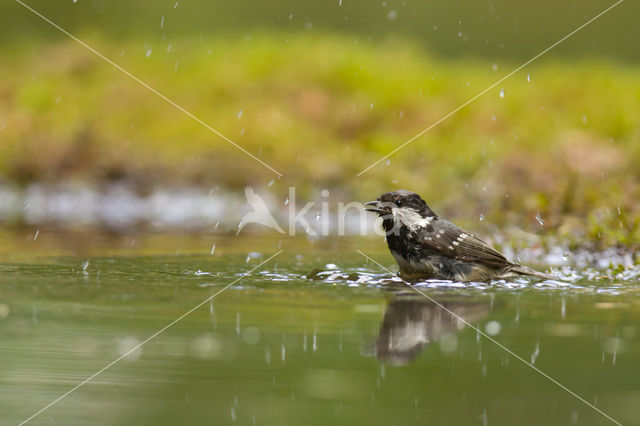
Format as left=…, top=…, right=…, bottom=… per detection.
left=499, top=88, right=505, bottom=98
left=531, top=342, right=540, bottom=365
left=312, top=329, right=317, bottom=352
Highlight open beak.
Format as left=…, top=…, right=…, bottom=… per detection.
left=364, top=200, right=382, bottom=213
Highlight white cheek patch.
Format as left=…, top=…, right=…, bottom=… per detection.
left=391, top=207, right=433, bottom=231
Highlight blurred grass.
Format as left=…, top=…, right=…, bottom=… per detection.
left=1, top=33, right=639, bottom=244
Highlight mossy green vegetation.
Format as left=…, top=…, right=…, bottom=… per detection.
left=1, top=34, right=639, bottom=244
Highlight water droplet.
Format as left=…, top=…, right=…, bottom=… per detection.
left=246, top=252, right=263, bottom=263
left=387, top=10, right=397, bottom=21
left=485, top=321, right=501, bottom=336
left=526, top=73, right=531, bottom=82
left=491, top=63, right=498, bottom=71
left=499, top=88, right=505, bottom=98
left=145, top=48, right=152, bottom=58
left=530, top=342, right=540, bottom=364
left=479, top=214, right=485, bottom=221
left=160, top=16, right=165, bottom=29
left=117, top=336, right=142, bottom=361
left=284, top=197, right=289, bottom=205
left=210, top=244, right=216, bottom=255
left=237, top=110, right=243, bottom=119
left=536, top=212, right=544, bottom=226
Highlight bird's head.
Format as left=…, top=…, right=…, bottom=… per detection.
left=364, top=189, right=436, bottom=235
left=365, top=190, right=437, bottom=233
left=365, top=190, right=434, bottom=217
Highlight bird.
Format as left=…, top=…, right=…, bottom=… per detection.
left=364, top=190, right=555, bottom=282
left=237, top=186, right=285, bottom=235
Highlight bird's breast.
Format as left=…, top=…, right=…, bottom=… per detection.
left=391, top=250, right=436, bottom=275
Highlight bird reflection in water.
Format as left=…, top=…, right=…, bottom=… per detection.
left=374, top=293, right=491, bottom=365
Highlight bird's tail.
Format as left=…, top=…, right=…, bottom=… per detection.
left=509, top=264, right=556, bottom=280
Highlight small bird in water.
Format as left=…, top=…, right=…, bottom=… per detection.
left=365, top=190, right=555, bottom=282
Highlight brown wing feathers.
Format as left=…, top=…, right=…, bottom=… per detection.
left=420, top=220, right=511, bottom=268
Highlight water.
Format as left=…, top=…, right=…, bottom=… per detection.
left=1, top=232, right=639, bottom=425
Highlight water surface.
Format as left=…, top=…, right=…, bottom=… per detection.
left=1, top=232, right=639, bottom=425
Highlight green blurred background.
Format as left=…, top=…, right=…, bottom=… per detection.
left=1, top=0, right=639, bottom=244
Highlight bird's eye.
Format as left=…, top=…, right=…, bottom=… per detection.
left=396, top=200, right=403, bottom=207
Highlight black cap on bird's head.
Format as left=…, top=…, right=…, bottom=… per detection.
left=364, top=190, right=436, bottom=218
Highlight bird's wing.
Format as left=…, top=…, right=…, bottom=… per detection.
left=244, top=186, right=270, bottom=211
left=417, top=219, right=510, bottom=268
